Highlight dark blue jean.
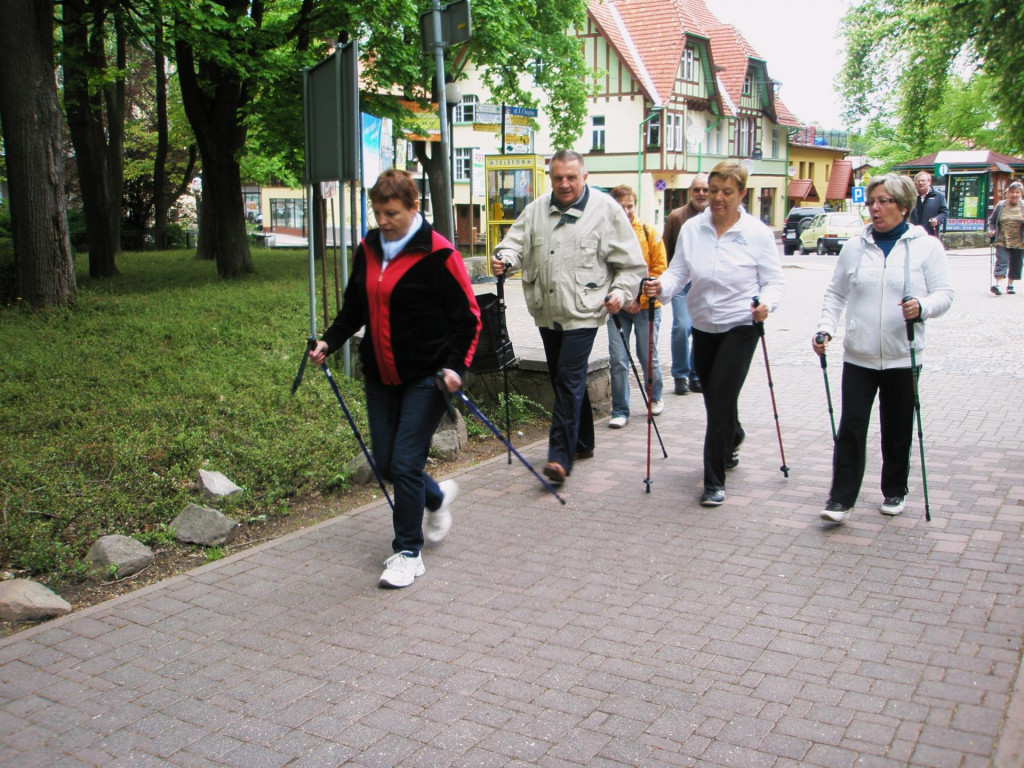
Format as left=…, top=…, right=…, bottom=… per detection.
left=538, top=326, right=598, bottom=473
left=364, top=375, right=447, bottom=554
left=670, top=285, right=697, bottom=382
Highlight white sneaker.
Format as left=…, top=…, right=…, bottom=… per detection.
left=608, top=415, right=628, bottom=429
left=425, top=480, right=458, bottom=543
left=880, top=496, right=905, bottom=516
left=650, top=399, right=665, bottom=415
left=380, top=551, right=424, bottom=588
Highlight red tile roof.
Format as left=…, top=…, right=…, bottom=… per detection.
left=585, top=0, right=800, bottom=124
left=788, top=179, right=820, bottom=201
left=825, top=160, right=853, bottom=200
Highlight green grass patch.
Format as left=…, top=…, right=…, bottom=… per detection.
left=0, top=249, right=365, bottom=581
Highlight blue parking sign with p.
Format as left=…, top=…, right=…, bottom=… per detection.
left=852, top=186, right=866, bottom=204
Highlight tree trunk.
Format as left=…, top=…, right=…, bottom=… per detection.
left=152, top=12, right=170, bottom=251
left=174, top=13, right=252, bottom=278
left=414, top=141, right=455, bottom=244
left=62, top=0, right=125, bottom=277
left=0, top=0, right=76, bottom=307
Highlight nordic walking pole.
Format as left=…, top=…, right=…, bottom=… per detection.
left=753, top=297, right=790, bottom=477
left=903, top=296, right=931, bottom=521
left=317, top=351, right=395, bottom=512
left=609, top=311, right=669, bottom=460
left=815, top=332, right=838, bottom=443
left=497, top=267, right=512, bottom=465
left=641, top=277, right=655, bottom=493
left=989, top=238, right=998, bottom=295
left=454, top=389, right=567, bottom=505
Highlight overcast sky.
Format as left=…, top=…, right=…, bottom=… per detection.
left=712, top=0, right=851, bottom=129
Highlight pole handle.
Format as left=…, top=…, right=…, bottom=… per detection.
left=902, top=295, right=917, bottom=342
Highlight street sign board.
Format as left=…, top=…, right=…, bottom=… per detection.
left=420, top=0, right=472, bottom=52
left=505, top=105, right=538, bottom=117
left=851, top=186, right=865, bottom=204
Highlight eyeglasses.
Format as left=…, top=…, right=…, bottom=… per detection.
left=866, top=197, right=898, bottom=207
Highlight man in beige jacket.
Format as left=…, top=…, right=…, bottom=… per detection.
left=492, top=150, right=646, bottom=485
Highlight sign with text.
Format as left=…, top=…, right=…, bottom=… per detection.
left=945, top=172, right=989, bottom=232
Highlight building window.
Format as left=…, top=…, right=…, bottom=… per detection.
left=454, top=147, right=473, bottom=182
left=743, top=73, right=753, bottom=95
left=674, top=114, right=685, bottom=152
left=771, top=126, right=780, bottom=158
left=592, top=116, right=605, bottom=151
left=270, top=198, right=306, bottom=231
left=646, top=117, right=661, bottom=147
left=708, top=120, right=722, bottom=154
left=682, top=46, right=696, bottom=82
left=737, top=116, right=754, bottom=157
left=453, top=95, right=478, bottom=124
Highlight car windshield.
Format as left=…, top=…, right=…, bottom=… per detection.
left=830, top=214, right=861, bottom=227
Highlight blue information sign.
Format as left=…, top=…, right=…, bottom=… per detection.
left=505, top=105, right=539, bottom=117
left=851, top=186, right=865, bottom=204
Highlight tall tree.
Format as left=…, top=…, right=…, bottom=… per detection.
left=62, top=0, right=128, bottom=277
left=0, top=0, right=76, bottom=307
left=167, top=0, right=590, bottom=273
left=840, top=0, right=1024, bottom=157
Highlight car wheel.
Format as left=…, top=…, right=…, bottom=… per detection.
left=799, top=243, right=808, bottom=255
left=783, top=243, right=795, bottom=255
left=817, top=240, right=826, bottom=256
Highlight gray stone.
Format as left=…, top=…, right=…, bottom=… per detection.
left=344, top=455, right=376, bottom=485
left=171, top=503, right=240, bottom=546
left=430, top=408, right=468, bottom=461
left=0, top=579, right=72, bottom=621
left=85, top=535, right=155, bottom=580
left=197, top=469, right=243, bottom=499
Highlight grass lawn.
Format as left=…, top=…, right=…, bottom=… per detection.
left=0, top=248, right=367, bottom=581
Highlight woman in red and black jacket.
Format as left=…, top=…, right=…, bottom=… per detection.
left=310, top=170, right=481, bottom=589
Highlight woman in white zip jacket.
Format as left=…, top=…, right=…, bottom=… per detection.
left=644, top=160, right=784, bottom=508
left=813, top=174, right=954, bottom=524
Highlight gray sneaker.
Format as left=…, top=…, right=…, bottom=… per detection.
left=880, top=496, right=905, bottom=516
left=425, top=480, right=458, bottom=543
left=820, top=500, right=851, bottom=523
left=380, top=551, right=425, bottom=588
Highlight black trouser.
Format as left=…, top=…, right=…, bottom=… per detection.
left=538, top=326, right=597, bottom=473
left=829, top=362, right=914, bottom=507
left=692, top=325, right=759, bottom=492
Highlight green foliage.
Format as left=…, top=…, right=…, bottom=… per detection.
left=463, top=392, right=549, bottom=439
left=0, top=249, right=367, bottom=580
left=840, top=0, right=1024, bottom=158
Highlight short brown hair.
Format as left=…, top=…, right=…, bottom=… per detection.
left=709, top=160, right=748, bottom=192
left=609, top=185, right=636, bottom=204
left=368, top=169, right=418, bottom=209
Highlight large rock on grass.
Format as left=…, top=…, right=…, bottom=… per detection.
left=85, top=535, right=155, bottom=580
left=0, top=579, right=72, bottom=621
left=171, top=503, right=239, bottom=547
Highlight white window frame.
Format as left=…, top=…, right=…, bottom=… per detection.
left=682, top=47, right=696, bottom=82
left=454, top=147, right=473, bottom=182
left=592, top=116, right=606, bottom=151
left=453, top=94, right=478, bottom=124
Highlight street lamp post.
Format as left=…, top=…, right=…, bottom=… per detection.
left=444, top=80, right=462, bottom=246
left=637, top=105, right=664, bottom=214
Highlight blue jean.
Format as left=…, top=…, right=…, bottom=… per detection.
left=538, top=326, right=597, bottom=473
left=670, top=286, right=698, bottom=382
left=607, top=309, right=663, bottom=419
left=364, top=375, right=448, bottom=555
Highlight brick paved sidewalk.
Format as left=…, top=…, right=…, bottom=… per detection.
left=2, top=249, right=1022, bottom=767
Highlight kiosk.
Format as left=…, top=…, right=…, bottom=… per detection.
left=484, top=154, right=547, bottom=260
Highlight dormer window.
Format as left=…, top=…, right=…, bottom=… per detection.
left=743, top=73, right=753, bottom=96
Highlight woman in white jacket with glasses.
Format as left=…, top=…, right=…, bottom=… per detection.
left=813, top=173, right=954, bottom=524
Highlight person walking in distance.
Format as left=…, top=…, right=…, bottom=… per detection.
left=814, top=174, right=954, bottom=524
left=310, top=170, right=481, bottom=588
left=491, top=150, right=646, bottom=486
left=606, top=184, right=668, bottom=429
left=988, top=181, right=1024, bottom=296
left=643, top=161, right=784, bottom=508
left=662, top=174, right=709, bottom=395
left=909, top=171, right=948, bottom=238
